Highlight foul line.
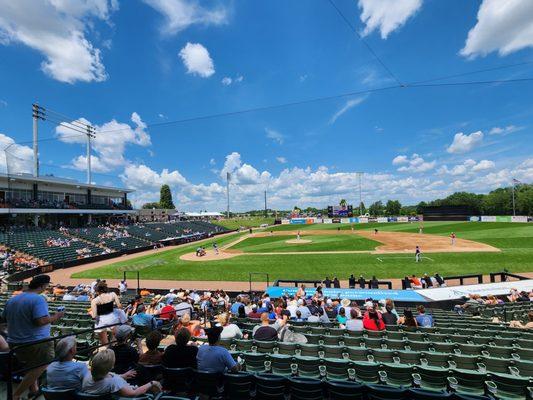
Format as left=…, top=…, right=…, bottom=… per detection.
left=376, top=256, right=434, bottom=262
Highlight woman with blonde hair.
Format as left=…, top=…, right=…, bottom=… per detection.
left=217, top=312, right=243, bottom=339
left=81, top=349, right=161, bottom=396
left=175, top=313, right=203, bottom=337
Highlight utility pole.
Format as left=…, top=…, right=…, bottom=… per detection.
left=264, top=190, right=267, bottom=217
left=226, top=172, right=231, bottom=218
left=86, top=125, right=95, bottom=184
left=512, top=179, right=516, bottom=216
left=31, top=103, right=44, bottom=177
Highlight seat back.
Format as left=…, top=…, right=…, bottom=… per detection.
left=326, top=380, right=364, bottom=400
left=254, top=373, right=286, bottom=400
left=162, top=367, right=193, bottom=394
left=223, top=371, right=253, bottom=400
left=41, top=387, right=77, bottom=400
left=288, top=376, right=323, bottom=400
left=194, top=370, right=223, bottom=398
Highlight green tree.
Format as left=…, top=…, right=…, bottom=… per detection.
left=358, top=202, right=366, bottom=215
left=482, top=188, right=512, bottom=215
left=416, top=201, right=427, bottom=214
left=385, top=200, right=402, bottom=216
left=442, top=192, right=484, bottom=214
left=516, top=184, right=533, bottom=215
left=159, top=184, right=175, bottom=209
left=339, top=199, right=347, bottom=207
left=141, top=202, right=160, bottom=209
left=368, top=201, right=384, bottom=216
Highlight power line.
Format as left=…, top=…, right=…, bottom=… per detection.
left=408, top=61, right=533, bottom=85
left=409, top=77, right=533, bottom=89
left=326, top=0, right=404, bottom=87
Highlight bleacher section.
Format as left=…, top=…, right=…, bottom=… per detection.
left=0, top=221, right=228, bottom=275
left=68, top=227, right=153, bottom=251
left=0, top=230, right=103, bottom=265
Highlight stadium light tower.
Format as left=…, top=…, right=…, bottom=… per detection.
left=86, top=125, right=96, bottom=184
left=356, top=171, right=363, bottom=216
left=226, top=172, right=231, bottom=218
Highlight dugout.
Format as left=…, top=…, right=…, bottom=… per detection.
left=422, top=205, right=475, bottom=221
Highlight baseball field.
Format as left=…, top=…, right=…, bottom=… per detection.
left=68, top=221, right=533, bottom=283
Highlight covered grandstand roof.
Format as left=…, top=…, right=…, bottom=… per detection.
left=181, top=211, right=223, bottom=217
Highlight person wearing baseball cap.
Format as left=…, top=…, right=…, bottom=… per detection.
left=110, top=325, right=138, bottom=374
left=2, top=274, right=63, bottom=400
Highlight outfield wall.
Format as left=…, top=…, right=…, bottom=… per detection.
left=281, top=215, right=530, bottom=224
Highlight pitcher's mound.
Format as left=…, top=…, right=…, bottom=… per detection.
left=285, top=239, right=312, bottom=244
left=179, top=249, right=241, bottom=262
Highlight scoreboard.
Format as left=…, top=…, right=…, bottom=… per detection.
left=327, top=205, right=353, bottom=218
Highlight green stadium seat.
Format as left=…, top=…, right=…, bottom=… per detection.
left=448, top=369, right=488, bottom=397
left=223, top=371, right=253, bottom=400
left=325, top=380, right=365, bottom=400
left=287, top=376, right=323, bottom=400
left=254, top=373, right=287, bottom=400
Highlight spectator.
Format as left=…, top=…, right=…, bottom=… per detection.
left=410, top=275, right=423, bottom=289
left=323, top=277, right=332, bottom=288
left=81, top=349, right=161, bottom=396
left=138, top=331, right=163, bottom=365
left=174, top=299, right=194, bottom=318
left=197, top=326, right=241, bottom=374
left=159, top=299, right=177, bottom=321
left=46, top=336, right=88, bottom=391
left=416, top=305, right=434, bottom=327
left=434, top=273, right=446, bottom=287
left=422, top=273, right=433, bottom=288
left=382, top=304, right=398, bottom=325
left=370, top=276, right=379, bottom=289
left=248, top=304, right=262, bottom=319
left=363, top=308, right=385, bottom=331
left=176, top=313, right=203, bottom=338
left=162, top=328, right=198, bottom=369
left=132, top=304, right=157, bottom=330
left=348, top=274, right=356, bottom=289
left=333, top=277, right=340, bottom=288
left=346, top=308, right=364, bottom=331
left=2, top=274, right=63, bottom=400
left=218, top=313, right=243, bottom=339
left=119, top=280, right=127, bottom=296
left=358, top=275, right=366, bottom=289
left=230, top=296, right=244, bottom=315
left=402, top=276, right=412, bottom=290
left=110, top=325, right=139, bottom=374
left=296, top=299, right=311, bottom=320
left=91, top=282, right=122, bottom=345
left=398, top=308, right=418, bottom=327
left=509, top=311, right=533, bottom=329
left=286, top=300, right=298, bottom=318
left=336, top=307, right=347, bottom=325
left=252, top=312, right=286, bottom=341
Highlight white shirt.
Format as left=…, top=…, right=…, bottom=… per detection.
left=220, top=324, right=243, bottom=339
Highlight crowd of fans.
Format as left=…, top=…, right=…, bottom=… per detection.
left=0, top=275, right=531, bottom=399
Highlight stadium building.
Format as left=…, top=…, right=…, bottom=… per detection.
left=0, top=172, right=134, bottom=227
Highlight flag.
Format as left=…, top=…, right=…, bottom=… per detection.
left=512, top=178, right=521, bottom=185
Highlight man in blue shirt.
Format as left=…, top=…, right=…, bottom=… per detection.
left=415, top=305, right=434, bottom=327
left=2, top=274, right=64, bottom=400
left=230, top=296, right=244, bottom=315
left=131, top=304, right=156, bottom=330
left=47, top=336, right=88, bottom=391
left=197, top=326, right=241, bottom=374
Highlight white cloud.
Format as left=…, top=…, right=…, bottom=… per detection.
left=358, top=0, right=423, bottom=39
left=0, top=132, right=34, bottom=173
left=56, top=112, right=151, bottom=172
left=447, top=131, right=484, bottom=154
left=396, top=153, right=436, bottom=173
left=276, top=157, right=287, bottom=164
left=219, top=152, right=270, bottom=185
left=221, top=75, right=243, bottom=86
left=461, top=0, right=533, bottom=58
left=392, top=155, right=408, bottom=165
left=329, top=97, right=366, bottom=124
left=120, top=163, right=188, bottom=190
left=265, top=128, right=285, bottom=145
left=472, top=159, right=495, bottom=171
left=438, top=159, right=495, bottom=176
left=489, top=125, right=524, bottom=135
left=0, top=100, right=7, bottom=107
left=0, top=0, right=116, bottom=83
left=143, top=0, right=227, bottom=35
left=179, top=42, right=215, bottom=78
left=209, top=158, right=216, bottom=166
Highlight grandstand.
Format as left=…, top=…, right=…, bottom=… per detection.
left=0, top=287, right=532, bottom=399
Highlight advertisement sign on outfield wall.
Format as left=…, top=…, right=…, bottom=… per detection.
left=511, top=216, right=528, bottom=223
left=349, top=217, right=359, bottom=223
left=481, top=216, right=496, bottom=222
left=322, top=218, right=332, bottom=224
left=290, top=218, right=306, bottom=224
left=469, top=216, right=480, bottom=222
left=397, top=216, right=408, bottom=222
left=496, top=216, right=512, bottom=222
left=341, top=218, right=350, bottom=224
left=359, top=217, right=368, bottom=223
left=377, top=217, right=388, bottom=223
left=281, top=219, right=290, bottom=224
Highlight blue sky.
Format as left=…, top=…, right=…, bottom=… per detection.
left=0, top=0, right=532, bottom=211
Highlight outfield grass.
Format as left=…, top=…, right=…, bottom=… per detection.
left=229, top=234, right=379, bottom=252
left=72, top=222, right=533, bottom=282
left=211, top=217, right=275, bottom=230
